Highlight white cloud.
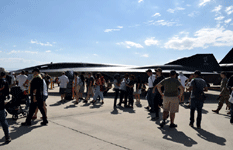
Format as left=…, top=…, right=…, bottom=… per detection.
left=117, top=26, right=123, bottom=29
left=215, top=16, right=225, bottom=21
left=167, top=7, right=185, bottom=13
left=199, top=0, right=211, bottom=7
left=186, top=4, right=191, bottom=7
left=165, top=27, right=233, bottom=50
left=167, top=9, right=175, bottom=13
left=0, top=51, right=2, bottom=53
left=141, top=54, right=149, bottom=57
left=138, top=0, right=143, bottom=3
left=116, top=41, right=143, bottom=48
left=45, top=50, right=51, bottom=53
left=212, top=5, right=222, bottom=13
left=150, top=20, right=179, bottom=26
left=188, top=11, right=200, bottom=17
left=93, top=54, right=98, bottom=56
left=226, top=6, right=233, bottom=15
left=30, top=40, right=53, bottom=46
left=7, top=50, right=38, bottom=55
left=144, top=37, right=159, bottom=46
left=104, top=29, right=120, bottom=32
left=152, top=13, right=161, bottom=17
left=225, top=19, right=232, bottom=24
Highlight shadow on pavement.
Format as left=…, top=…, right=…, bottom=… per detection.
left=49, top=100, right=70, bottom=107
left=111, top=109, right=119, bottom=115
left=0, top=121, right=42, bottom=146
left=194, top=128, right=226, bottom=145
left=64, top=104, right=77, bottom=109
left=159, top=127, right=197, bottom=147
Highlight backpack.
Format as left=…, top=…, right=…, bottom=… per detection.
left=193, top=79, right=206, bottom=101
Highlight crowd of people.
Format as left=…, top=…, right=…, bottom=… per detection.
left=0, top=67, right=233, bottom=144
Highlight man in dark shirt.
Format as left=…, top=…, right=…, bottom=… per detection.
left=152, top=68, right=165, bottom=120
left=0, top=71, right=11, bottom=143
left=21, top=68, right=48, bottom=126
left=189, top=70, right=208, bottom=129
left=126, top=75, right=135, bottom=108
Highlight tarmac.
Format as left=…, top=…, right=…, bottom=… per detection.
left=0, top=85, right=233, bottom=150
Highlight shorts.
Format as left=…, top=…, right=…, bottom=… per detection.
left=163, top=96, right=179, bottom=113
left=59, top=88, right=66, bottom=94
left=43, top=95, right=48, bottom=101
left=134, top=89, right=141, bottom=95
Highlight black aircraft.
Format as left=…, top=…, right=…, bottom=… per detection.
left=219, top=48, right=233, bottom=75
left=13, top=53, right=222, bottom=84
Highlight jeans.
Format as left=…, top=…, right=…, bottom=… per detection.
left=113, top=89, right=120, bottom=107
left=0, top=110, right=10, bottom=138
left=26, top=100, right=47, bottom=123
left=93, top=86, right=104, bottom=100
left=147, top=88, right=155, bottom=110
left=190, top=98, right=204, bottom=127
left=128, top=93, right=134, bottom=106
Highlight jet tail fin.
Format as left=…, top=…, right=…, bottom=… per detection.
left=166, top=54, right=221, bottom=72
left=219, top=48, right=233, bottom=64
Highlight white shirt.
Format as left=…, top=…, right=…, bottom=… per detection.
left=16, top=74, right=28, bottom=91
left=178, top=75, right=188, bottom=88
left=58, top=75, right=69, bottom=88
left=148, top=74, right=156, bottom=88
left=43, top=79, right=48, bottom=96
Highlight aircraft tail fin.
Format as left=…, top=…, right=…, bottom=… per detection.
left=219, top=48, right=233, bottom=64
left=166, top=54, right=221, bottom=72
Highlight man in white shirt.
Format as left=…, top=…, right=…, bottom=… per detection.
left=58, top=72, right=69, bottom=101
left=178, top=72, right=188, bottom=104
left=16, top=71, right=28, bottom=91
left=145, top=69, right=156, bottom=111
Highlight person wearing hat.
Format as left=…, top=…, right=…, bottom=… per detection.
left=189, top=70, right=208, bottom=129
left=0, top=71, right=11, bottom=143
left=152, top=68, right=165, bottom=120
left=157, top=70, right=184, bottom=128
left=21, top=68, right=48, bottom=126
left=145, top=69, right=156, bottom=111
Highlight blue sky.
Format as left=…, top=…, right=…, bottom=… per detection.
left=0, top=0, right=233, bottom=70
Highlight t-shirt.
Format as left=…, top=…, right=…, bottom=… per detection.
left=120, top=78, right=127, bottom=91
left=16, top=74, right=28, bottom=91
left=190, top=78, right=207, bottom=99
left=159, top=77, right=181, bottom=97
left=30, top=77, right=43, bottom=101
left=43, top=79, right=48, bottom=96
left=86, top=77, right=94, bottom=87
left=178, top=75, right=188, bottom=88
left=148, top=74, right=156, bottom=88
left=113, top=79, right=120, bottom=89
left=58, top=75, right=69, bottom=88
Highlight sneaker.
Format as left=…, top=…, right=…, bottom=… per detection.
left=160, top=121, right=166, bottom=128
left=230, top=118, right=233, bottom=124
left=5, top=137, right=11, bottom=144
left=169, top=123, right=177, bottom=128
left=212, top=110, right=219, bottom=114
left=41, top=121, right=48, bottom=126
left=151, top=117, right=159, bottom=121
left=197, top=126, right=201, bottom=129
left=189, top=123, right=194, bottom=127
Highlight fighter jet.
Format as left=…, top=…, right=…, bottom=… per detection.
left=219, top=48, right=233, bottom=74
left=12, top=53, right=222, bottom=84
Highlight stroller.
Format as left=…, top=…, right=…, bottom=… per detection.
left=5, top=86, right=28, bottom=120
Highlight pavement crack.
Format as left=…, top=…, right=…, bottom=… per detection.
left=49, top=120, right=131, bottom=150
